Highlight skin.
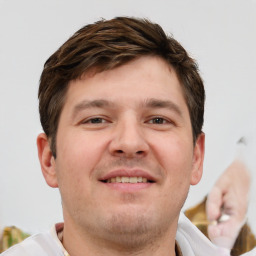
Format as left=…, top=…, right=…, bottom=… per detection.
left=37, top=56, right=205, bottom=256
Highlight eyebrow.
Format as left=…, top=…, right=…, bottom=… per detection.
left=143, top=98, right=183, bottom=116
left=72, top=99, right=113, bottom=119
left=71, top=98, right=183, bottom=120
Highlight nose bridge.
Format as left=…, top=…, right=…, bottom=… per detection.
left=109, top=112, right=148, bottom=156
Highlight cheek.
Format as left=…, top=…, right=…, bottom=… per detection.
left=55, top=132, right=107, bottom=206
left=58, top=130, right=107, bottom=169
left=149, top=133, right=194, bottom=176
left=150, top=133, right=194, bottom=206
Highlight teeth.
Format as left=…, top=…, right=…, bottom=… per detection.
left=121, top=177, right=129, bottom=183
left=129, top=177, right=137, bottom=183
left=106, top=176, right=149, bottom=183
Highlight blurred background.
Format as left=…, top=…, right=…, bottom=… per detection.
left=0, top=0, right=255, bottom=235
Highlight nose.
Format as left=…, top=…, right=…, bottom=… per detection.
left=109, top=117, right=149, bottom=158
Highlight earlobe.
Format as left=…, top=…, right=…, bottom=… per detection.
left=37, top=133, right=58, bottom=188
left=190, top=133, right=205, bottom=185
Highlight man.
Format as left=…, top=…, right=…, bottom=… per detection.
left=1, top=17, right=254, bottom=256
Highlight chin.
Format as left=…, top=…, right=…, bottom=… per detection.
left=96, top=208, right=171, bottom=249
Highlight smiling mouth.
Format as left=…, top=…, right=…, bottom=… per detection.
left=101, top=176, right=155, bottom=184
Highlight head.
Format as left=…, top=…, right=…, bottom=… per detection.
left=37, top=17, right=205, bottom=253
left=39, top=17, right=204, bottom=158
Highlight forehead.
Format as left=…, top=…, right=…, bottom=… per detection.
left=63, top=56, right=188, bottom=115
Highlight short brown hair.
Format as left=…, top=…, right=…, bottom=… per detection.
left=39, top=17, right=205, bottom=158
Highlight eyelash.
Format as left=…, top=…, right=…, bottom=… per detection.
left=147, top=117, right=169, bottom=124
left=82, top=117, right=109, bottom=124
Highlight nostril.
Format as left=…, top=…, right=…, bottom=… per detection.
left=136, top=151, right=144, bottom=155
left=116, top=150, right=124, bottom=154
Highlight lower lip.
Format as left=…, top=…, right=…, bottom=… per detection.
left=102, top=182, right=152, bottom=192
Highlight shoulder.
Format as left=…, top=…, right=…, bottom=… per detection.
left=1, top=231, right=63, bottom=256
left=176, top=213, right=221, bottom=256
left=177, top=213, right=256, bottom=256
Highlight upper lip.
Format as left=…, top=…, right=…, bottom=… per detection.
left=99, top=168, right=157, bottom=182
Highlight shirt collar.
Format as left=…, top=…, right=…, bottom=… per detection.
left=50, top=223, right=70, bottom=256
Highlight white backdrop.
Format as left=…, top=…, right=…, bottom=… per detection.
left=0, top=0, right=256, bottom=235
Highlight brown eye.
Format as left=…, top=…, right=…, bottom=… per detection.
left=150, top=118, right=166, bottom=124
left=89, top=118, right=104, bottom=123
left=83, top=117, right=107, bottom=124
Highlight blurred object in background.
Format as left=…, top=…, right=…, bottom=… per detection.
left=0, top=226, right=30, bottom=253
left=185, top=197, right=256, bottom=256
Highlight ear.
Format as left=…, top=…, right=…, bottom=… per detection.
left=190, top=132, right=205, bottom=185
left=37, top=133, right=58, bottom=188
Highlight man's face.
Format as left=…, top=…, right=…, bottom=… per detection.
left=40, top=56, right=204, bottom=243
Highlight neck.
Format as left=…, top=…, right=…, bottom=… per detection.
left=62, top=217, right=178, bottom=256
